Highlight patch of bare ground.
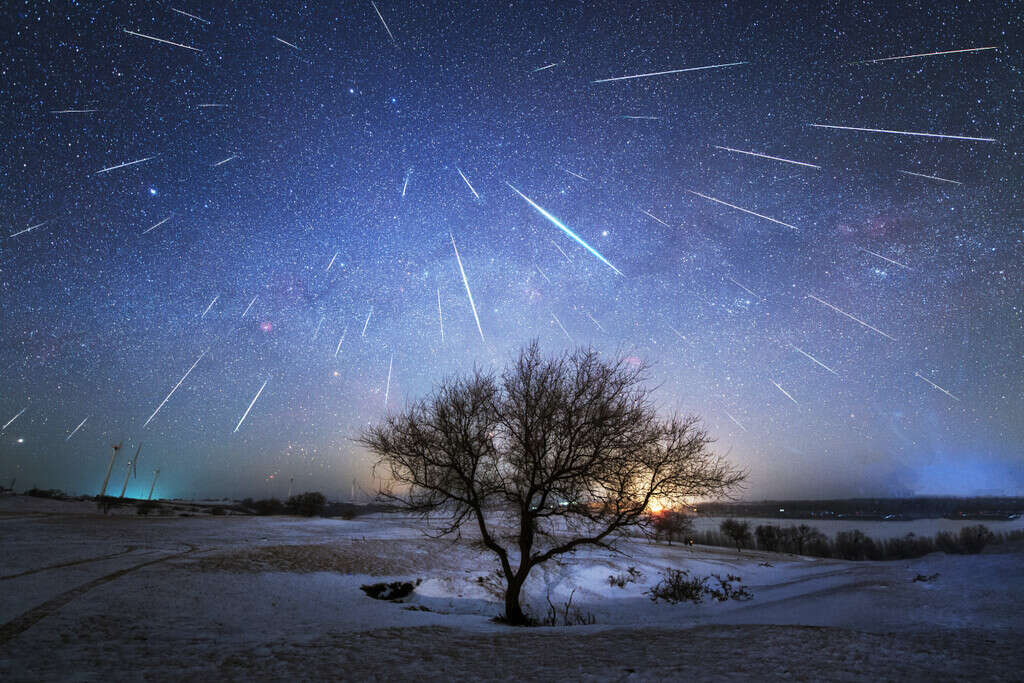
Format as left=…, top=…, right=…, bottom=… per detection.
left=213, top=625, right=1020, bottom=681
left=5, top=624, right=1016, bottom=681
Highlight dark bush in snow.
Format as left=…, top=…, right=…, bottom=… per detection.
left=646, top=568, right=753, bottom=604
left=833, top=529, right=880, bottom=560
left=608, top=566, right=644, bottom=588
left=755, top=524, right=781, bottom=552
left=136, top=500, right=159, bottom=515
left=646, top=568, right=708, bottom=604
left=286, top=491, right=326, bottom=517
left=248, top=498, right=284, bottom=515
left=361, top=580, right=420, bottom=600
left=958, top=525, right=994, bottom=554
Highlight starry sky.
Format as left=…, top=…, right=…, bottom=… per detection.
left=1, top=0, right=1021, bottom=501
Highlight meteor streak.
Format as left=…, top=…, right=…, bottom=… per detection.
left=551, top=313, right=573, bottom=342
left=771, top=380, right=800, bottom=406
left=197, top=103, right=229, bottom=108
left=564, top=169, right=588, bottom=181
left=457, top=167, right=480, bottom=199
left=535, top=264, right=551, bottom=283
left=586, top=312, right=605, bottom=332
left=592, top=61, right=746, bottom=83
left=66, top=416, right=89, bottom=441
left=807, top=294, right=896, bottom=341
left=362, top=306, right=374, bottom=337
left=450, top=233, right=485, bottom=343
left=371, top=1, right=398, bottom=46
left=914, top=371, right=960, bottom=401
left=384, top=354, right=393, bottom=408
left=234, top=379, right=268, bottom=432
left=170, top=8, right=210, bottom=23
left=335, top=327, right=348, bottom=356
left=849, top=46, right=996, bottom=65
left=143, top=349, right=207, bottom=428
left=123, top=29, right=201, bottom=52
left=507, top=182, right=623, bottom=276
left=550, top=239, right=573, bottom=262
left=312, top=316, right=325, bottom=342
left=724, top=410, right=746, bottom=431
left=273, top=36, right=300, bottom=50
left=667, top=324, right=687, bottom=342
left=9, top=222, right=46, bottom=238
left=326, top=252, right=339, bottom=271
left=712, top=145, right=821, bottom=169
left=791, top=344, right=838, bottom=375
left=141, top=215, right=172, bottom=234
left=50, top=108, right=98, bottom=114
left=857, top=246, right=912, bottom=270
left=436, top=288, right=444, bottom=342
left=532, top=62, right=560, bottom=72
left=640, top=209, right=671, bottom=228
left=401, top=173, right=409, bottom=197
left=2, top=407, right=27, bottom=431
left=241, top=296, right=257, bottom=319
left=898, top=170, right=962, bottom=185
left=726, top=276, right=763, bottom=301
left=618, top=115, right=661, bottom=120
left=808, top=124, right=996, bottom=143
left=213, top=155, right=237, bottom=167
left=687, top=190, right=798, bottom=231
left=95, top=155, right=158, bottom=175
left=201, top=296, right=218, bottom=318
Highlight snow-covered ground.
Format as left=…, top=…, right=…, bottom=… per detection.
left=1, top=496, right=1021, bottom=680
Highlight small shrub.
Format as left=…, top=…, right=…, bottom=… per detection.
left=249, top=498, right=284, bottom=515
left=647, top=568, right=753, bottom=605
left=360, top=580, right=420, bottom=600
left=706, top=574, right=753, bottom=602
left=608, top=566, right=644, bottom=588
left=755, top=525, right=781, bottom=552
left=834, top=529, right=879, bottom=561
left=958, top=525, right=994, bottom=554
left=27, top=488, right=66, bottom=499
left=646, top=569, right=708, bottom=604
left=475, top=570, right=506, bottom=599
left=96, top=496, right=121, bottom=514
left=286, top=491, right=326, bottom=517
left=541, top=588, right=595, bottom=626
left=913, top=573, right=939, bottom=583
left=136, top=500, right=159, bottom=516
left=935, top=530, right=960, bottom=554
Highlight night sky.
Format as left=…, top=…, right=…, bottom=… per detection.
left=1, top=1, right=1020, bottom=501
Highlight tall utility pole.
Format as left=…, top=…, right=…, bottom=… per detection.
left=99, top=442, right=122, bottom=497
left=119, top=444, right=142, bottom=499
left=147, top=469, right=160, bottom=501
left=288, top=477, right=293, bottom=499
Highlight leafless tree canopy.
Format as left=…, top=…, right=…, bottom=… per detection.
left=360, top=342, right=745, bottom=624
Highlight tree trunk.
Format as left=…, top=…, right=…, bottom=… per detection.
left=503, top=576, right=527, bottom=625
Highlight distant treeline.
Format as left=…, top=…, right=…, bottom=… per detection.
left=698, top=496, right=1023, bottom=520
left=696, top=519, right=1024, bottom=561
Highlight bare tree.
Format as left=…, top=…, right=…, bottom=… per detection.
left=651, top=509, right=695, bottom=545
left=720, top=518, right=752, bottom=551
left=360, top=342, right=745, bottom=625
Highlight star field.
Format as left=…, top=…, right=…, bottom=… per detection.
left=0, top=0, right=1020, bottom=499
